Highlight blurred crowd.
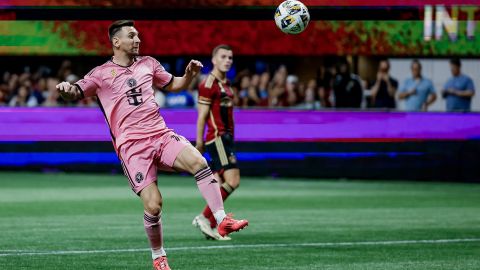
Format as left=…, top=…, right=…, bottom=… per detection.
left=0, top=60, right=97, bottom=107
left=0, top=58, right=475, bottom=112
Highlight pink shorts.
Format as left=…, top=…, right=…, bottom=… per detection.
left=118, top=131, right=191, bottom=194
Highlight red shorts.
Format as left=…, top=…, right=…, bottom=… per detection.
left=118, top=131, right=191, bottom=194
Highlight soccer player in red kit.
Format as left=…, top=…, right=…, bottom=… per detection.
left=193, top=45, right=241, bottom=241
left=56, top=21, right=248, bottom=270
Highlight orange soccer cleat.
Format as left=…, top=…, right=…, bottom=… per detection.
left=153, top=256, right=171, bottom=270
left=217, top=213, right=249, bottom=237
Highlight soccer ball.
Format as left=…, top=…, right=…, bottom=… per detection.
left=274, top=0, right=310, bottom=34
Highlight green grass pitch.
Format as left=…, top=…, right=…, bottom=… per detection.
left=0, top=171, right=479, bottom=269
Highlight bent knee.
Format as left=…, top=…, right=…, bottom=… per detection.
left=226, top=179, right=240, bottom=189
left=145, top=199, right=163, bottom=216
left=191, top=156, right=209, bottom=174
left=224, top=171, right=240, bottom=189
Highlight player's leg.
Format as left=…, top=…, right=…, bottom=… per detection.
left=162, top=134, right=248, bottom=237
left=223, top=168, right=240, bottom=189
left=197, top=135, right=240, bottom=237
left=193, top=171, right=227, bottom=240
left=200, top=169, right=237, bottom=228
left=173, top=145, right=248, bottom=236
left=119, top=138, right=170, bottom=270
left=172, top=145, right=227, bottom=224
left=139, top=182, right=168, bottom=263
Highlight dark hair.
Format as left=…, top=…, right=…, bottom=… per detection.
left=379, top=58, right=390, bottom=68
left=212, top=44, right=232, bottom=57
left=108, top=20, right=134, bottom=42
left=411, top=59, right=422, bottom=69
left=336, top=59, right=350, bottom=74
left=450, top=58, right=461, bottom=67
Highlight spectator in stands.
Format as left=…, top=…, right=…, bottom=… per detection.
left=318, top=66, right=334, bottom=108
left=0, top=82, right=8, bottom=105
left=442, top=58, right=475, bottom=112
left=285, top=75, right=299, bottom=106
left=299, top=79, right=318, bottom=109
left=398, top=59, right=437, bottom=111
left=9, top=84, right=39, bottom=107
left=370, top=59, right=398, bottom=109
left=43, top=77, right=61, bottom=107
left=257, top=71, right=270, bottom=106
left=1, top=72, right=12, bottom=105
left=332, top=60, right=363, bottom=108
left=34, top=77, right=48, bottom=101
left=247, top=74, right=261, bottom=106
left=8, top=73, right=19, bottom=98
left=237, top=74, right=250, bottom=108
left=24, top=79, right=44, bottom=105
left=269, top=65, right=287, bottom=107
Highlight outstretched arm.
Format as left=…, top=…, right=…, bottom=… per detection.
left=56, top=82, right=83, bottom=101
left=165, top=60, right=203, bottom=92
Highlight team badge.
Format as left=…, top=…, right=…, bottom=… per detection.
left=111, top=69, right=117, bottom=78
left=135, top=172, right=144, bottom=183
left=127, top=78, right=137, bottom=88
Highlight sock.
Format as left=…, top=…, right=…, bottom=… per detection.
left=203, top=182, right=235, bottom=228
left=213, top=209, right=227, bottom=225
left=152, top=247, right=166, bottom=260
left=195, top=167, right=225, bottom=223
left=143, top=211, right=166, bottom=259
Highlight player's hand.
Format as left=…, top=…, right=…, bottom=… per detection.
left=195, top=141, right=205, bottom=154
left=56, top=81, right=79, bottom=101
left=185, top=60, right=203, bottom=77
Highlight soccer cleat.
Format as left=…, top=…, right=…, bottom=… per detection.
left=153, top=256, right=171, bottom=270
left=192, top=214, right=216, bottom=240
left=212, top=228, right=231, bottom=241
left=217, top=213, right=248, bottom=237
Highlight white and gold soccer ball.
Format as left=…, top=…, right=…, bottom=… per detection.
left=274, top=0, right=310, bottom=34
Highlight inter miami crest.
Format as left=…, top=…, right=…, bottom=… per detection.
left=135, top=172, right=144, bottom=183
left=127, top=78, right=137, bottom=88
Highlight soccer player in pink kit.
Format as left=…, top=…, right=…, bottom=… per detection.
left=56, top=20, right=248, bottom=270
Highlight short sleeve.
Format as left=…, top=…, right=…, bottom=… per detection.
left=466, top=77, right=475, bottom=92
left=198, top=83, right=214, bottom=105
left=74, top=68, right=101, bottom=98
left=152, top=58, right=173, bottom=89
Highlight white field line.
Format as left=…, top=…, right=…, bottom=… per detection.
left=0, top=238, right=479, bottom=257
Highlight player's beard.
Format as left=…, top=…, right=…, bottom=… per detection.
left=131, top=46, right=140, bottom=56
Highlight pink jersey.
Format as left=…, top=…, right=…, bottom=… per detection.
left=75, top=56, right=173, bottom=152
